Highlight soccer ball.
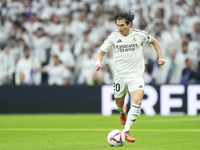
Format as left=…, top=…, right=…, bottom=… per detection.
left=107, top=130, right=125, bottom=147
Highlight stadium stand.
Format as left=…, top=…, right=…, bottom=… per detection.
left=0, top=0, right=200, bottom=85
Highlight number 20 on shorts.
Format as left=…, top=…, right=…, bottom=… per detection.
left=113, top=82, right=120, bottom=92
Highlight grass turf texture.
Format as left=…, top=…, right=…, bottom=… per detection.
left=0, top=114, right=200, bottom=150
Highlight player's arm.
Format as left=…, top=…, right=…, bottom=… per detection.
left=149, top=37, right=165, bottom=66
left=95, top=50, right=106, bottom=71
left=96, top=33, right=113, bottom=71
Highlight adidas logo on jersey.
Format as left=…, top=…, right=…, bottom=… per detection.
left=138, top=85, right=143, bottom=88
left=116, top=39, right=122, bottom=43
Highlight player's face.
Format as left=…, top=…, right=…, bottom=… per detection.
left=116, top=19, right=131, bottom=36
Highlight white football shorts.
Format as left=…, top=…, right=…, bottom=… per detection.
left=113, top=75, right=145, bottom=98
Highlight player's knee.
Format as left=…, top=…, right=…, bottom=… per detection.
left=116, top=102, right=124, bottom=107
left=136, top=101, right=142, bottom=105
left=133, top=99, right=142, bottom=105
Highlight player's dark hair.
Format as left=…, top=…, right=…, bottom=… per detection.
left=113, top=9, right=135, bottom=27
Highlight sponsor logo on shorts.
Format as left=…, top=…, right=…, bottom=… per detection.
left=138, top=85, right=143, bottom=88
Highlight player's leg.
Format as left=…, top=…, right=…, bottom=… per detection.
left=115, top=94, right=127, bottom=125
left=122, top=89, right=144, bottom=142
left=115, top=94, right=126, bottom=107
left=123, top=89, right=144, bottom=133
left=113, top=76, right=128, bottom=125
left=122, top=77, right=144, bottom=142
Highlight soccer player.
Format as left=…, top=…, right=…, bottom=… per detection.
left=95, top=9, right=165, bottom=142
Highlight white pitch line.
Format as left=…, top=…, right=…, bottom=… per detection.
left=0, top=128, right=200, bottom=132
left=137, top=117, right=200, bottom=123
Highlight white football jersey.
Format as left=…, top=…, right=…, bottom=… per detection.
left=100, top=29, right=151, bottom=77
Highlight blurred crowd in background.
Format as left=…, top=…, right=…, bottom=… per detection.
left=0, top=0, right=200, bottom=86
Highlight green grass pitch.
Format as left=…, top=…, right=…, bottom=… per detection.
left=0, top=114, right=200, bottom=150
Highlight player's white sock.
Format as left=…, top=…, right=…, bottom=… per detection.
left=117, top=105, right=125, bottom=114
left=123, top=103, right=141, bottom=133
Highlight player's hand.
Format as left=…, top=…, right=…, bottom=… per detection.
left=158, top=58, right=165, bottom=66
left=95, top=64, right=101, bottom=71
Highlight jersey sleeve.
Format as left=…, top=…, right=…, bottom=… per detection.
left=141, top=30, right=151, bottom=43
left=100, top=34, right=113, bottom=53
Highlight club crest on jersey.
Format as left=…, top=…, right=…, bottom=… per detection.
left=133, top=37, right=137, bottom=42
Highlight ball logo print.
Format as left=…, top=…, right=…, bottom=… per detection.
left=107, top=130, right=125, bottom=147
